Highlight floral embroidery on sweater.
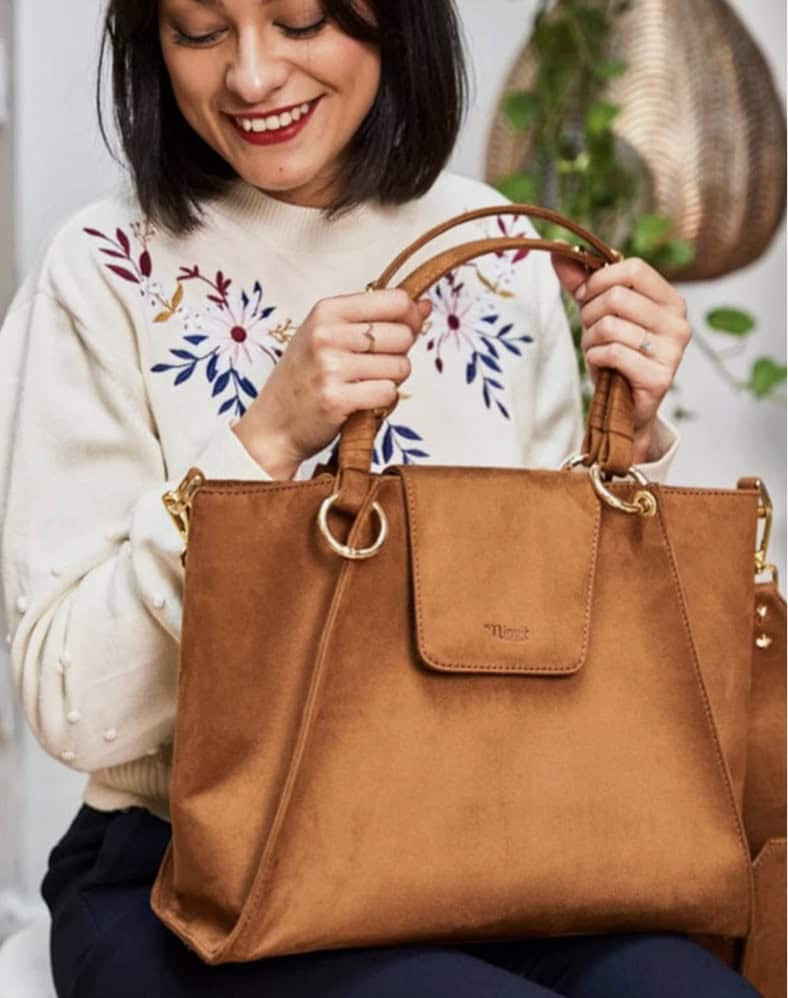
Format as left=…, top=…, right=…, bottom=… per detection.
left=84, top=212, right=533, bottom=461
left=84, top=223, right=295, bottom=419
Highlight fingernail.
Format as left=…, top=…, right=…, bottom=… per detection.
left=575, top=283, right=587, bottom=302
left=418, top=298, right=433, bottom=315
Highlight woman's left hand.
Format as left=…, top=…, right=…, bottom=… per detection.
left=551, top=253, right=692, bottom=462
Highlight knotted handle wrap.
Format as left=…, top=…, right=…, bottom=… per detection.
left=336, top=204, right=634, bottom=514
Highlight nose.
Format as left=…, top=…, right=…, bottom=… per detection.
left=225, top=28, right=289, bottom=104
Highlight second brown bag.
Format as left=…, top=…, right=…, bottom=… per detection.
left=151, top=205, right=778, bottom=965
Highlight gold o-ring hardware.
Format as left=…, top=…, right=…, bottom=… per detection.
left=589, top=464, right=657, bottom=517
left=318, top=494, right=388, bottom=561
left=561, top=452, right=657, bottom=517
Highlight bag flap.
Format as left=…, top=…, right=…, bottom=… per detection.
left=398, top=466, right=601, bottom=676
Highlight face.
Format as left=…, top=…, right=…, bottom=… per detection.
left=159, top=0, right=381, bottom=207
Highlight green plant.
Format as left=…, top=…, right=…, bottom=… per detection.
left=497, top=0, right=786, bottom=417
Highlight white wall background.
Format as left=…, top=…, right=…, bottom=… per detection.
left=1, top=0, right=786, bottom=906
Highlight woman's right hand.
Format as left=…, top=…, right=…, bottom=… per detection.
left=233, top=290, right=432, bottom=479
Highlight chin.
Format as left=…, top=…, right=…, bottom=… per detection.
left=243, top=165, right=335, bottom=205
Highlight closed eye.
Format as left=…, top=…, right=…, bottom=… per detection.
left=173, top=28, right=228, bottom=47
left=276, top=16, right=327, bottom=39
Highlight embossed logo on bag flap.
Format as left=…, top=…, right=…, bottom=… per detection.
left=484, top=623, right=530, bottom=642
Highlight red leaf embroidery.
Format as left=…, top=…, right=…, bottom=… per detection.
left=140, top=251, right=152, bottom=277
left=116, top=228, right=131, bottom=255
left=100, top=248, right=128, bottom=260
left=107, top=264, right=140, bottom=284
left=83, top=227, right=106, bottom=239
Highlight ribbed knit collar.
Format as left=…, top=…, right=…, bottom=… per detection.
left=206, top=178, right=398, bottom=255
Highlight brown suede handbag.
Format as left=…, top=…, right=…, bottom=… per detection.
left=150, top=206, right=785, bottom=977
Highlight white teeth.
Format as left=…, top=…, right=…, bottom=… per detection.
left=236, top=101, right=312, bottom=135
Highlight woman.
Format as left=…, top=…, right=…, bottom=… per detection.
left=0, top=1, right=757, bottom=995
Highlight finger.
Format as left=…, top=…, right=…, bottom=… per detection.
left=343, top=352, right=412, bottom=385
left=334, top=322, right=418, bottom=356
left=341, top=379, right=400, bottom=414
left=550, top=251, right=592, bottom=299
left=316, top=289, right=430, bottom=335
left=575, top=257, right=686, bottom=317
left=585, top=342, right=673, bottom=400
left=580, top=286, right=680, bottom=338
left=581, top=314, right=665, bottom=362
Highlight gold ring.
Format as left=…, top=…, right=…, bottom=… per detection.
left=561, top=452, right=657, bottom=517
left=638, top=333, right=655, bottom=355
left=363, top=323, right=376, bottom=354
left=589, top=464, right=658, bottom=517
left=318, top=494, right=388, bottom=560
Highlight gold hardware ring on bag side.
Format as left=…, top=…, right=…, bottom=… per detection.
left=162, top=467, right=205, bottom=566
left=561, top=453, right=658, bottom=517
left=318, top=494, right=389, bottom=561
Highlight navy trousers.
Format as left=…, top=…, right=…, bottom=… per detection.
left=42, top=805, right=760, bottom=998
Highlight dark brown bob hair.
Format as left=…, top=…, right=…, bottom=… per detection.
left=97, top=1, right=469, bottom=235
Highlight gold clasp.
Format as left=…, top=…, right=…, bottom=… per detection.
left=162, top=467, right=205, bottom=566
left=754, top=479, right=778, bottom=585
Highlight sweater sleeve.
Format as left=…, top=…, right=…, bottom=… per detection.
left=0, top=284, right=270, bottom=774
left=525, top=249, right=679, bottom=482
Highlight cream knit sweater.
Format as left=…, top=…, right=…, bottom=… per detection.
left=0, top=172, right=678, bottom=821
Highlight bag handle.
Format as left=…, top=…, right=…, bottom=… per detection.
left=335, top=204, right=633, bottom=514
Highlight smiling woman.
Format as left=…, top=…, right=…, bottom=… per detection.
left=157, top=0, right=382, bottom=207
left=0, top=0, right=761, bottom=995
left=101, top=0, right=467, bottom=230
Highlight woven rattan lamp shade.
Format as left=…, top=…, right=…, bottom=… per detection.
left=485, top=0, right=787, bottom=281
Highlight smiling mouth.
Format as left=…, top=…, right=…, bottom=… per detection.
left=229, top=97, right=321, bottom=136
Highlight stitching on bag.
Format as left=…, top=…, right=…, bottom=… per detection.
left=653, top=489, right=758, bottom=500
left=222, top=481, right=385, bottom=959
left=402, top=472, right=601, bottom=673
left=199, top=477, right=332, bottom=497
left=654, top=500, right=756, bottom=932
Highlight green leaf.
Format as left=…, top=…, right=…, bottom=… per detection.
left=659, top=240, right=695, bottom=268
left=503, top=91, right=541, bottom=133
left=706, top=308, right=756, bottom=336
left=747, top=357, right=787, bottom=398
left=585, top=101, right=620, bottom=139
left=592, top=59, right=628, bottom=82
left=496, top=172, right=542, bottom=204
left=631, top=214, right=673, bottom=256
